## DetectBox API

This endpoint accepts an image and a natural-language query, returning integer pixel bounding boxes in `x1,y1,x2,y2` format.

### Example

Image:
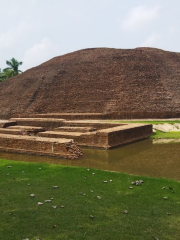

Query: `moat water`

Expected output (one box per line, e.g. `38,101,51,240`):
1,139,180,181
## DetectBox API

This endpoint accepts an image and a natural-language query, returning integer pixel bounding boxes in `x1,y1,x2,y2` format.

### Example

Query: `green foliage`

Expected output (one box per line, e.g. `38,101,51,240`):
0,58,23,82
1,159,180,240
0,69,15,81
4,57,23,75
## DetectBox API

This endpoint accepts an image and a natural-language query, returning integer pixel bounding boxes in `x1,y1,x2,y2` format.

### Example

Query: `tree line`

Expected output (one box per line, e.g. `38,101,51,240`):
0,58,23,82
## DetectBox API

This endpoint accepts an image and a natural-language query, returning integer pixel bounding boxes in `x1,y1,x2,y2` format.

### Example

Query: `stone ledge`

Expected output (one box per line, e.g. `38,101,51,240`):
0,120,17,128
37,122,152,149
0,133,82,159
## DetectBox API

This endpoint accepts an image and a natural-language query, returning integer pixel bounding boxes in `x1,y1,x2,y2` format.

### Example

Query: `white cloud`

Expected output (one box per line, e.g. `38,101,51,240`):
140,33,162,47
121,5,159,32
167,26,176,37
22,38,60,71
0,22,33,51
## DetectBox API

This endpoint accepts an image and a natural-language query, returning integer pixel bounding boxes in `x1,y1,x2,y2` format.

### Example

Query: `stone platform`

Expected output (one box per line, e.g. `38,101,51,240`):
0,116,152,158
37,121,152,148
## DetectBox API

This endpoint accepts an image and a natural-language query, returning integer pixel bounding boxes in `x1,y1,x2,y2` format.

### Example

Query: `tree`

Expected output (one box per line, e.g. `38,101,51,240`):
0,58,23,82
0,68,6,82
3,58,23,76
0,69,15,81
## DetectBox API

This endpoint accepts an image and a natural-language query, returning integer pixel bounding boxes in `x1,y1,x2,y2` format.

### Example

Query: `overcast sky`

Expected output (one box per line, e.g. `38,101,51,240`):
0,0,180,71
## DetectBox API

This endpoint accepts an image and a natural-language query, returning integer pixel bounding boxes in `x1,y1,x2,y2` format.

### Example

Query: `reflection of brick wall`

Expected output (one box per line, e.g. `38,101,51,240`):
0,48,180,118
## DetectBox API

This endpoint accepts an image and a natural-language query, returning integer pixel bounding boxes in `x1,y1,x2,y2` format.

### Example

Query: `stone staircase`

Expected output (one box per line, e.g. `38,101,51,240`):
0,119,82,159
0,115,153,158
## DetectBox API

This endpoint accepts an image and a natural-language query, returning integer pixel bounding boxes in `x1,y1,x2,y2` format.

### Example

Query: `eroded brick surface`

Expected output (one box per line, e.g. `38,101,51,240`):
0,133,82,159
0,48,180,119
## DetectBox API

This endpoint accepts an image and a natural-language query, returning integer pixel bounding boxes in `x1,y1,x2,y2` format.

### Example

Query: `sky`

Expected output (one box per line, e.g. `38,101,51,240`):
0,0,180,71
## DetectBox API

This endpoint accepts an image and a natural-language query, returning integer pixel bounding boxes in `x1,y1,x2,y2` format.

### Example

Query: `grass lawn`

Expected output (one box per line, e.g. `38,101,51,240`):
151,130,180,139
1,159,180,240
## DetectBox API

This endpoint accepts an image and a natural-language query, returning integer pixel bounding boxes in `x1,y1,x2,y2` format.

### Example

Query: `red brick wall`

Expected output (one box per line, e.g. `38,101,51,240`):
0,48,180,119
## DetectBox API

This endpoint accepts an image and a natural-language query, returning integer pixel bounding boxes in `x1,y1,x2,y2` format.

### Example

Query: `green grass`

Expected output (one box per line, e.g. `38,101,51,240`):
108,120,180,125
151,130,180,139
1,159,180,240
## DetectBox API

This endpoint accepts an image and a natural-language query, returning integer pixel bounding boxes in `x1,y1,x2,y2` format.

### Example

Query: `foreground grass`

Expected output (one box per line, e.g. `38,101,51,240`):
1,159,180,240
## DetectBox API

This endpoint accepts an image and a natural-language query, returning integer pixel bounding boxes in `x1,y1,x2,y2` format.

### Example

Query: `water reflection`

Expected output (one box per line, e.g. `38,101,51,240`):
0,139,180,181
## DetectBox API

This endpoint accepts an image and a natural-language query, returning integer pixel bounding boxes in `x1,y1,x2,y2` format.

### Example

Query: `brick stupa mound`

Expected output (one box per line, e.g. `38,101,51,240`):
1,47,180,119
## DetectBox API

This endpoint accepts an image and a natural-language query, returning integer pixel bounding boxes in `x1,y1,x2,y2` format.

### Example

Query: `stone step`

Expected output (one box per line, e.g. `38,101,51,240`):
54,126,97,132
63,120,120,129
37,131,84,139
12,113,104,120
0,128,29,136
10,118,65,130
0,120,17,128
0,133,82,159
7,125,45,135
10,118,120,131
